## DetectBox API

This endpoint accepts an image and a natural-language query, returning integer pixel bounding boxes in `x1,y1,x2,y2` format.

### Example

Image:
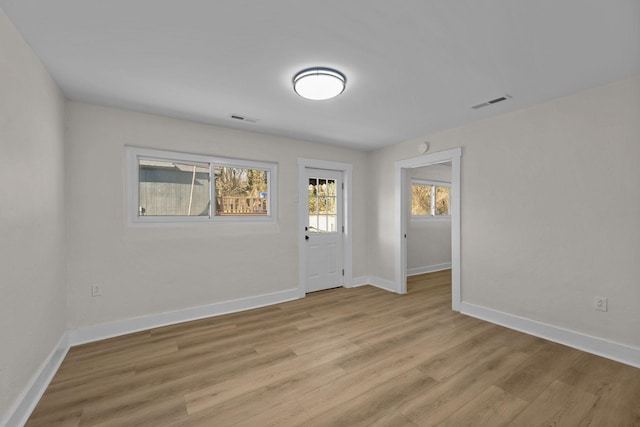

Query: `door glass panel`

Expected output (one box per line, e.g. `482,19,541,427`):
308,177,337,233
320,215,328,233
310,215,319,232
327,214,337,232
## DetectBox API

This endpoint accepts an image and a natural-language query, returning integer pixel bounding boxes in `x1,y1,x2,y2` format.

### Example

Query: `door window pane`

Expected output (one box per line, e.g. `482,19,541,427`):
308,178,337,233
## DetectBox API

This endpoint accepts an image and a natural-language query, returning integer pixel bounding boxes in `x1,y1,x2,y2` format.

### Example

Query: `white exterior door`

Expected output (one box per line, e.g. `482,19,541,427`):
304,168,343,293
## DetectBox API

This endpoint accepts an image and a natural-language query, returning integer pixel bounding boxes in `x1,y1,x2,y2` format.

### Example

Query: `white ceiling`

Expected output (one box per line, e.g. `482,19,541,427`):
2,0,639,150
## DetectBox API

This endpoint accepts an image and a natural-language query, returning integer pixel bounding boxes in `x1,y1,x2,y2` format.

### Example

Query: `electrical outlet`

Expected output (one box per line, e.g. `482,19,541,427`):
91,284,102,297
594,296,608,312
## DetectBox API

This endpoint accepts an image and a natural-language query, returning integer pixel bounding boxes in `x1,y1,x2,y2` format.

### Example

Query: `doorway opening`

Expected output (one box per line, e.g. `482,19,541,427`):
394,147,462,311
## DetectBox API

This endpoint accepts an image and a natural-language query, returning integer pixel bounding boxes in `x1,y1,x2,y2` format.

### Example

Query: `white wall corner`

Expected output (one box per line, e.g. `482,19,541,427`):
350,276,370,288
407,263,452,277
68,289,301,346
3,334,70,427
349,276,400,293
461,302,640,369
367,276,401,294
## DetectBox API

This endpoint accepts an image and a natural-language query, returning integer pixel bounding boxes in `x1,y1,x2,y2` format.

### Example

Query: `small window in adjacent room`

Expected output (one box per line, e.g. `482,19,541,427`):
126,147,277,223
411,179,450,218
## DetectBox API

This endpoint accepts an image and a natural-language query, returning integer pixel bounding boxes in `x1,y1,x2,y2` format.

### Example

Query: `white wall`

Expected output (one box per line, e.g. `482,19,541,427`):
65,102,368,330
407,165,451,272
0,8,67,423
368,75,640,348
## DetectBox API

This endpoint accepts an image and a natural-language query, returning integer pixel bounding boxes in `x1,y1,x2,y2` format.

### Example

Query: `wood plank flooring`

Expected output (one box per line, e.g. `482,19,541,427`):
25,270,640,426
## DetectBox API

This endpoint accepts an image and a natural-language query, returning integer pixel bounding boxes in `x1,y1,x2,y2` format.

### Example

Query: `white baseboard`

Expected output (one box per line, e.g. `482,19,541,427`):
368,276,398,293
350,276,399,293
3,334,70,427
350,276,370,288
461,302,640,369
68,288,300,346
407,263,452,276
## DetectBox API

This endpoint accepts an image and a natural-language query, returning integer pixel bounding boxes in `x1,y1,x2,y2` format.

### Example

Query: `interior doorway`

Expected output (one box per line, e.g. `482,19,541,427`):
394,147,462,311
406,163,452,277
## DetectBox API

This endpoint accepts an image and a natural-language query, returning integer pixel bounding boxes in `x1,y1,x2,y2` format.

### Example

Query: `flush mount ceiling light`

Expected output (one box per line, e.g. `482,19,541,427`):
293,67,346,100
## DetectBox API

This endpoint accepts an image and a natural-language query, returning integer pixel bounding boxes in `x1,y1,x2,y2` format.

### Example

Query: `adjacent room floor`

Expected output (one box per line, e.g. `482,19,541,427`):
26,270,640,426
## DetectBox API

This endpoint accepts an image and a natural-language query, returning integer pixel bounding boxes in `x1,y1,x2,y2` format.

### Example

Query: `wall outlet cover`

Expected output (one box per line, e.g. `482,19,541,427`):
595,296,608,312
91,284,102,297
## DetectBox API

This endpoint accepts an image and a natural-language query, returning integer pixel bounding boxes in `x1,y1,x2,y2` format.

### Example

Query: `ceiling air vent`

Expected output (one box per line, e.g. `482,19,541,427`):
471,94,512,110
229,114,259,123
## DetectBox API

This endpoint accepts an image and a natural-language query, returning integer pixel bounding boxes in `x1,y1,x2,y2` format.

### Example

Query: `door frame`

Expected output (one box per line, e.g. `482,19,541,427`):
298,158,353,298
394,147,462,311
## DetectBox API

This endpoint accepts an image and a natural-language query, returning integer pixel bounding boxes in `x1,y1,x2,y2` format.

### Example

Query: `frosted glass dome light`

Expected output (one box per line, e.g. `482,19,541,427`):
293,67,346,101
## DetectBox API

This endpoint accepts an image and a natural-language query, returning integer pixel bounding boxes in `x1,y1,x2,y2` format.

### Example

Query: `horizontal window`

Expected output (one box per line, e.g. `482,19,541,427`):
126,147,277,223
411,179,450,219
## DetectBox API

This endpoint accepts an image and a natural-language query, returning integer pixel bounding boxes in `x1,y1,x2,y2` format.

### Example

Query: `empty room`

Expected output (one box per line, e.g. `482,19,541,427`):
1,1,639,426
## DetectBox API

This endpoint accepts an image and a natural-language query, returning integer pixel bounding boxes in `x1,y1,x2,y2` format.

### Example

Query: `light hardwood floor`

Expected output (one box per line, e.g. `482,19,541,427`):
26,270,640,426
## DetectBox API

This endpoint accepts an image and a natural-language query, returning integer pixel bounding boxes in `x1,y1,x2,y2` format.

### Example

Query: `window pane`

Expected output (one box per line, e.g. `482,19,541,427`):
326,196,336,214
327,214,337,232
317,179,327,196
327,180,336,196
308,178,319,232
138,159,210,216
325,179,336,214
215,166,269,216
309,214,319,232
310,179,318,215
411,184,432,216
318,215,329,232
435,186,450,215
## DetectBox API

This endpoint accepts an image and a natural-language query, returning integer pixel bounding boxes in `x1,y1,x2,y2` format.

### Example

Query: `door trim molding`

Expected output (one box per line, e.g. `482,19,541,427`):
298,158,353,297
394,147,462,311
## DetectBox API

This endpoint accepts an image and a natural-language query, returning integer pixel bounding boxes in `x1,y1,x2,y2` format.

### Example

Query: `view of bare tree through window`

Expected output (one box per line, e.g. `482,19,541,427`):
215,166,269,215
411,184,432,215
435,186,450,215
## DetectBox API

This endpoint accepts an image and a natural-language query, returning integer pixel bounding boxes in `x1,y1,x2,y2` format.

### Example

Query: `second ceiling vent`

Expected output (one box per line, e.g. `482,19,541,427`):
229,114,259,123
471,94,512,110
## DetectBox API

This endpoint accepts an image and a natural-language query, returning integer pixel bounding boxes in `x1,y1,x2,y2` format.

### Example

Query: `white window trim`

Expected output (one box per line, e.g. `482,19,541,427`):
410,179,451,221
126,146,278,225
